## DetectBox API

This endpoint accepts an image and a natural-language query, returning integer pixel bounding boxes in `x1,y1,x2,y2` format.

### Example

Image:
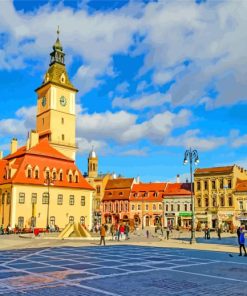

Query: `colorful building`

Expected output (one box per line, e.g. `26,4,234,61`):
129,183,166,228
163,183,192,228
102,178,134,225
194,165,247,229
235,179,247,228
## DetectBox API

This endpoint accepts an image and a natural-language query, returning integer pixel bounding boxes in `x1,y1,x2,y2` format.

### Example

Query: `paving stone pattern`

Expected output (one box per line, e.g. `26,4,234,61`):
0,245,246,295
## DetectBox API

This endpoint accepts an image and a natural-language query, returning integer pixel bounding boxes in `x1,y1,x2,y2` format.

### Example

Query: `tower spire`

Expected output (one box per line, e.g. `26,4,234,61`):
49,27,65,66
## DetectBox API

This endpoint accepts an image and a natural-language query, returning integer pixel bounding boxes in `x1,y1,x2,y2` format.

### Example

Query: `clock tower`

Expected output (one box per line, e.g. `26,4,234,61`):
36,29,78,160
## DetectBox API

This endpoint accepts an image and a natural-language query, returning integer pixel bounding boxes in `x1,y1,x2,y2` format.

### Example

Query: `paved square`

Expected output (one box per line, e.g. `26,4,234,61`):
0,245,246,295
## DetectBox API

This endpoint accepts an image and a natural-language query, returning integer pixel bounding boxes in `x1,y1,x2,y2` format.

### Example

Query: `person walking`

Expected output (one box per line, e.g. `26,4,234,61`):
110,224,115,241
99,224,106,246
217,227,221,240
166,227,170,240
238,226,247,256
125,224,130,240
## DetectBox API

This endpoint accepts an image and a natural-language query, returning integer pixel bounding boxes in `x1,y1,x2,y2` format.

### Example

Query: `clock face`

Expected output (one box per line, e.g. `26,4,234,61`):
42,96,46,107
60,95,67,106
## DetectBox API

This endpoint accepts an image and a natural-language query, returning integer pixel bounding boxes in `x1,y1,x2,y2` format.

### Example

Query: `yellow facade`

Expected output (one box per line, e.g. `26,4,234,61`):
0,184,92,229
194,165,247,229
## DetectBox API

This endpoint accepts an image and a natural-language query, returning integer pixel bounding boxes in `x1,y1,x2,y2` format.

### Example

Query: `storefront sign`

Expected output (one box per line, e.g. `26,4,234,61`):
179,212,192,217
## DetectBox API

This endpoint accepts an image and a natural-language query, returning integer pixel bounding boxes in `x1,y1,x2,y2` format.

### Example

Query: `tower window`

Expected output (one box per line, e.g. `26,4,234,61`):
42,118,44,125
62,134,65,141
61,117,64,124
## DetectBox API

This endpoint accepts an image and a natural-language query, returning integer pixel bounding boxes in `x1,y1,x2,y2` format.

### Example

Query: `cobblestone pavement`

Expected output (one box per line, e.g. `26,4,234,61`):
0,245,246,296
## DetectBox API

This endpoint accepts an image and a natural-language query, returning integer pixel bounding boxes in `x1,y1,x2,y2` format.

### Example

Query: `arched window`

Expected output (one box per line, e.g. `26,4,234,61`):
28,169,32,178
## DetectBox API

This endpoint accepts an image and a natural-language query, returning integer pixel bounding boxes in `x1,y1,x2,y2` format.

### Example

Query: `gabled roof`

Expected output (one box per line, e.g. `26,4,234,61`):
195,166,234,175
105,178,134,190
1,139,93,190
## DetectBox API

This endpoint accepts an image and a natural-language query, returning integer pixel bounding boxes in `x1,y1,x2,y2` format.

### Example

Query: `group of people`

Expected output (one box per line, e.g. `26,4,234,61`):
99,223,130,246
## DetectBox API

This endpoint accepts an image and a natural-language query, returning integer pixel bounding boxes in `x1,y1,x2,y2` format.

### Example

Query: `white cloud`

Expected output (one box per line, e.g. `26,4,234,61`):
112,92,171,110
166,129,226,151
0,105,36,137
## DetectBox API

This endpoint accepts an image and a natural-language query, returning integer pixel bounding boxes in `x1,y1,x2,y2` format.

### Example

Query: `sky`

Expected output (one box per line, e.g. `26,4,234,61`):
1,0,247,182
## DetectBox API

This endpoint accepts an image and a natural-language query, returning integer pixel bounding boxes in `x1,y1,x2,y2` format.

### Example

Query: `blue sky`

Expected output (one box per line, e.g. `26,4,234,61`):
1,0,247,182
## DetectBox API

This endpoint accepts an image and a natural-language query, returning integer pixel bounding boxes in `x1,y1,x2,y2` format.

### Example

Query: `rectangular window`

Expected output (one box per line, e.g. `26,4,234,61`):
212,180,216,190
57,194,63,205
81,196,85,206
61,117,64,124
153,204,156,210
1,194,4,204
62,134,65,141
228,179,232,189
177,204,180,211
239,200,243,210
198,198,201,207
7,193,11,204
31,193,37,204
69,195,75,205
131,205,135,211
171,204,174,211
138,204,141,210
205,198,209,207
184,204,187,211
166,204,169,211
159,204,162,210
220,180,224,189
19,192,25,204
220,196,225,207
145,204,149,211
204,181,208,190
96,186,101,194
42,193,49,204
228,196,233,207
190,204,192,211
197,182,201,191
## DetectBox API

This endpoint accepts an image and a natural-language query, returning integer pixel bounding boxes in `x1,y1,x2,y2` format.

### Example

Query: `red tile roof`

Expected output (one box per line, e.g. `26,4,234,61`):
195,166,234,175
105,178,134,190
130,183,166,202
164,183,191,196
236,179,247,192
1,139,93,190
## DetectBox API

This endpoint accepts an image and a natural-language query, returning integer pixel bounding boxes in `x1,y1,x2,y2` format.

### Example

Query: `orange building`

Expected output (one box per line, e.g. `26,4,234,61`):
129,183,166,228
102,178,134,224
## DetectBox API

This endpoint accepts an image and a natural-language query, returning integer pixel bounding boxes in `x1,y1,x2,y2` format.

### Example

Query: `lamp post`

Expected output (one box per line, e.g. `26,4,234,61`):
183,148,199,244
44,177,54,230
142,194,144,229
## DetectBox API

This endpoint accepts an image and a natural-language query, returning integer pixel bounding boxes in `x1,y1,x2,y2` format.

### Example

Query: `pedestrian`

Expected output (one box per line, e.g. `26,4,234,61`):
99,224,106,246
204,226,208,239
146,230,149,238
207,227,211,239
110,224,115,241
125,224,130,240
166,227,170,240
119,224,125,240
217,227,221,240
238,226,247,256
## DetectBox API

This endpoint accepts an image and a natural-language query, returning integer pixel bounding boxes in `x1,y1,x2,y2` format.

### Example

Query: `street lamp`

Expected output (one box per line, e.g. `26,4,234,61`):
142,194,144,229
183,148,199,244
44,177,54,230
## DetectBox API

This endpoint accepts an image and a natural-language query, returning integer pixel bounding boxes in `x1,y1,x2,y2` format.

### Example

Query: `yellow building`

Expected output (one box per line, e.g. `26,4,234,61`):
235,180,247,228
194,165,247,229
0,31,94,230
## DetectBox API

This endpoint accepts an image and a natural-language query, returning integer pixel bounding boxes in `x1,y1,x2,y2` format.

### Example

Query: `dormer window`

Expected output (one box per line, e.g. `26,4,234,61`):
59,172,63,181
35,170,39,179
119,192,123,196
46,171,50,179
75,175,79,183
134,193,137,198
28,169,32,178
144,192,148,197
53,172,56,180
154,192,158,197
69,174,72,182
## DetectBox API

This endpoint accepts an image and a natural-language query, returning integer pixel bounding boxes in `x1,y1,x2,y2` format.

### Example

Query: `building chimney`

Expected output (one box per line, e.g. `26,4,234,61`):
0,151,2,159
136,176,140,184
29,130,39,149
11,138,18,154
176,174,180,183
